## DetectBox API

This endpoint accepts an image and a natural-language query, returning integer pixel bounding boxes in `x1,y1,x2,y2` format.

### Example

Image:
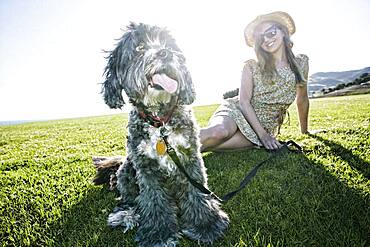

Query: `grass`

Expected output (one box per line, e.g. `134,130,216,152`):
1,94,369,246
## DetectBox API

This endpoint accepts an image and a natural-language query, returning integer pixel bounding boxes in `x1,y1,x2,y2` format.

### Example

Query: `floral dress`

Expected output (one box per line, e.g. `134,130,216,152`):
213,54,309,146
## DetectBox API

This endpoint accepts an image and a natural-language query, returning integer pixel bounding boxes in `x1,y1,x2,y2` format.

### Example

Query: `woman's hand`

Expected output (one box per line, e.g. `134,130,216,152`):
258,131,282,150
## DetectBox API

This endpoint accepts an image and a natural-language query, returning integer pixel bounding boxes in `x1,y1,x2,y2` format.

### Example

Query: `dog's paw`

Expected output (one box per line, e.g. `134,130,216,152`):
152,238,178,247
137,237,178,247
182,210,229,244
107,207,139,232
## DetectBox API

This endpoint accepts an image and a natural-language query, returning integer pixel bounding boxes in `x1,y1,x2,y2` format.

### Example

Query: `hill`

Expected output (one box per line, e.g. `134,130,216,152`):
308,67,370,95
314,82,370,98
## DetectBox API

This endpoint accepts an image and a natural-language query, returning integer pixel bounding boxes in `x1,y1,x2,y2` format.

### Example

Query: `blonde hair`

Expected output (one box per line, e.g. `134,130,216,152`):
254,23,304,84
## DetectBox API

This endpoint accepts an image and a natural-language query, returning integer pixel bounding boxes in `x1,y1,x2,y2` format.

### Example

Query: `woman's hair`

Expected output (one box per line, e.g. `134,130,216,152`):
254,23,305,84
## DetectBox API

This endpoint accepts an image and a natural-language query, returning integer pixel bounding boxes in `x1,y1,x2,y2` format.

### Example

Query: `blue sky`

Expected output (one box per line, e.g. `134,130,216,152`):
1,0,369,121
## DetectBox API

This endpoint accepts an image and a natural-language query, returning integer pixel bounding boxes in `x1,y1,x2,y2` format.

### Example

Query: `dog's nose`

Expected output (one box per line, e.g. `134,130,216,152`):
157,49,172,60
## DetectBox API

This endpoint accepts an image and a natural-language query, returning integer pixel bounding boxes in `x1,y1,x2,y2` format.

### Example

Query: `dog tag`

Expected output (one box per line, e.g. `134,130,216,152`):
156,139,167,156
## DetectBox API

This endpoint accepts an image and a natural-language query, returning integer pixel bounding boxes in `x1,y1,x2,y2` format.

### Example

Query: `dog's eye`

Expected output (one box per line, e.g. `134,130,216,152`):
135,45,145,53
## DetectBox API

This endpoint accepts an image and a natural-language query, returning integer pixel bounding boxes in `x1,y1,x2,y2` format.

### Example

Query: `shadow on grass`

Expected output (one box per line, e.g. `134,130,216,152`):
49,150,369,246
202,150,370,246
49,186,137,247
309,133,370,179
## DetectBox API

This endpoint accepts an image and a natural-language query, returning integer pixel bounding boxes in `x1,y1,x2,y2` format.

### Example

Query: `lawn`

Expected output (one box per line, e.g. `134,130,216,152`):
1,94,369,246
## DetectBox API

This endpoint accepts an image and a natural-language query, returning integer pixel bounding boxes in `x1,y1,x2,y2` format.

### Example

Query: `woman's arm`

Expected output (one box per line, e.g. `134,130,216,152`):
296,84,309,134
239,63,281,149
296,54,310,134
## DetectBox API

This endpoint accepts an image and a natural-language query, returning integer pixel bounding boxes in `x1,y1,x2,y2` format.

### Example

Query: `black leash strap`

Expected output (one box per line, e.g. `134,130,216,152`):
164,140,224,202
162,133,302,204
220,140,302,202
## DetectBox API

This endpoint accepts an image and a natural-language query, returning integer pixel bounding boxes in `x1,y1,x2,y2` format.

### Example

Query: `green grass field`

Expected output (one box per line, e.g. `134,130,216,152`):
1,94,369,246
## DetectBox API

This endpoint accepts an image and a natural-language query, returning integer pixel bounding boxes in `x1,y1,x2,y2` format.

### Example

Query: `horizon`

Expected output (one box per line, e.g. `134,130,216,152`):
1,65,368,123
1,0,370,121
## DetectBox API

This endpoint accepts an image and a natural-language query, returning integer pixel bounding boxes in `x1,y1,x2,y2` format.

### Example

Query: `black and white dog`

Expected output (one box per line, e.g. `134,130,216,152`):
96,23,229,247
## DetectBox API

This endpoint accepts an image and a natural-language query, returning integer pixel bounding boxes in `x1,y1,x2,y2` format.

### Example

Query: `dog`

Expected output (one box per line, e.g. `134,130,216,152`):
95,23,229,247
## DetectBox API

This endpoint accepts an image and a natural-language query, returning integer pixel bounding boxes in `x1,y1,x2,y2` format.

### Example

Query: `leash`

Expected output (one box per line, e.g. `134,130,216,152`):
162,131,302,204
219,140,302,202
133,103,303,204
162,134,224,202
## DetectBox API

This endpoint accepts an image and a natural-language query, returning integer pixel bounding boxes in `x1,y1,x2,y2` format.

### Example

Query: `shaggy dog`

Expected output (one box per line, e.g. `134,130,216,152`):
95,23,229,247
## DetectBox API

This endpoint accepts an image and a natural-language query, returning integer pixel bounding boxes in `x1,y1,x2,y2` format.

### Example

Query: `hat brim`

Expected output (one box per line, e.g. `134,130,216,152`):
244,11,295,47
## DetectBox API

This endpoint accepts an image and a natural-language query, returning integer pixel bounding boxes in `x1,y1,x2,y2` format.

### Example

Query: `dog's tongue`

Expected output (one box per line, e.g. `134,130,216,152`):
152,74,178,94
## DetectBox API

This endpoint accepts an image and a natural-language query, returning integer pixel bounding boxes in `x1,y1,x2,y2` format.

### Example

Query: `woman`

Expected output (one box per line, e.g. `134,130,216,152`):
200,11,309,152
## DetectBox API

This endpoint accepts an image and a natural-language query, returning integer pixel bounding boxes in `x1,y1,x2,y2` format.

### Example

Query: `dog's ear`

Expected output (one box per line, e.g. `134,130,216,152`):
178,69,196,105
102,44,125,109
102,27,136,109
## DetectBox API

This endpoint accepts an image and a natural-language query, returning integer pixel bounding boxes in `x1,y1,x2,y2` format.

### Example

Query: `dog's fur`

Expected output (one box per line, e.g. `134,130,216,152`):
96,23,229,247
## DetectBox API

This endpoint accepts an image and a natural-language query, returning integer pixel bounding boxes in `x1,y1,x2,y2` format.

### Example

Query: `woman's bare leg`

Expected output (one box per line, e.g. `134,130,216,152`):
210,130,255,152
199,116,256,152
199,116,238,152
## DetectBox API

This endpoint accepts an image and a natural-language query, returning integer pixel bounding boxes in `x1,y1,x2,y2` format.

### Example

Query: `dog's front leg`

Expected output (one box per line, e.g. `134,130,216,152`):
135,169,180,247
179,157,229,244
108,157,140,232
115,157,139,207
180,189,229,244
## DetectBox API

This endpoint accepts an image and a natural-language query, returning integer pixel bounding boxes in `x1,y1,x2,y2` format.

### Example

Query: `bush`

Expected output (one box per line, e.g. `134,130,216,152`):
335,83,346,90
353,78,361,85
223,88,239,99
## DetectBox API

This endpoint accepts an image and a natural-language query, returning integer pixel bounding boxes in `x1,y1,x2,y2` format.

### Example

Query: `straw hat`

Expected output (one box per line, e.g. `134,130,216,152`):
244,11,295,47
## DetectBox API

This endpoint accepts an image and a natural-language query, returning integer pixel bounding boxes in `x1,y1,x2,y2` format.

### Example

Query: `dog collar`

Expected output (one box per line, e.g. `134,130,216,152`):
138,111,172,128
133,97,178,128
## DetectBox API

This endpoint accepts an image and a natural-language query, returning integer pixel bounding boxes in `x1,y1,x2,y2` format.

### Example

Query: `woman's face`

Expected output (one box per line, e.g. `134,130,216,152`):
254,22,285,53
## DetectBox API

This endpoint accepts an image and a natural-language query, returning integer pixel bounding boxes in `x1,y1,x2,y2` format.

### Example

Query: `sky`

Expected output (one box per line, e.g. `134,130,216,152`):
1,0,369,121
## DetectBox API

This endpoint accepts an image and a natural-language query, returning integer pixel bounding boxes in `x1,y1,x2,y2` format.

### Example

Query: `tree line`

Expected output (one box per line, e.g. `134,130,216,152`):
320,72,370,94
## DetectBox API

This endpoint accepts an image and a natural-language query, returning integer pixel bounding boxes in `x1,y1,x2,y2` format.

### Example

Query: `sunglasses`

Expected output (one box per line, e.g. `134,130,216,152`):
261,26,278,41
